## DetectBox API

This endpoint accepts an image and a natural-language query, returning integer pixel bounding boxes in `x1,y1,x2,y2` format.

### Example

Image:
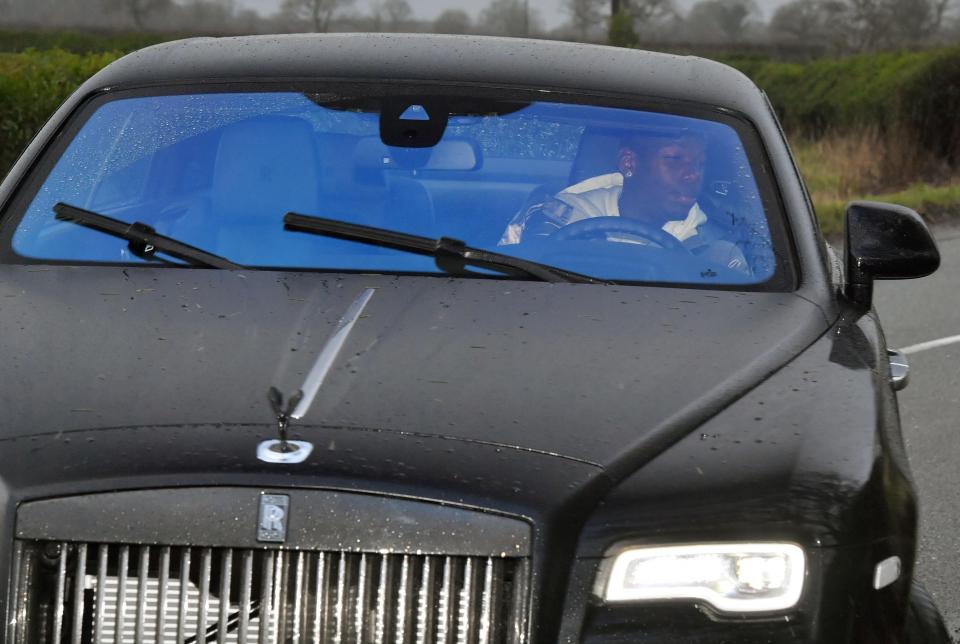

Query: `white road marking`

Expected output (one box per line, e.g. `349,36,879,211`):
900,334,960,356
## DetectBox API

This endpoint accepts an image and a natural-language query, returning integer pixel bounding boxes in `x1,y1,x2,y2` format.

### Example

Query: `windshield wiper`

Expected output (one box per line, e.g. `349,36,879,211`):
54,203,243,270
284,212,606,284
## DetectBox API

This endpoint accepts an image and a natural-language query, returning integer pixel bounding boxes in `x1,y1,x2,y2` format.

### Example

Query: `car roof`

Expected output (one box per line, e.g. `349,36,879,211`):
84,33,767,118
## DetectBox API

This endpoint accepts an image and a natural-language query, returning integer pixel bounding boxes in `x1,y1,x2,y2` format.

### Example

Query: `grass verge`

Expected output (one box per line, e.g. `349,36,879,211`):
813,183,960,237
792,131,960,236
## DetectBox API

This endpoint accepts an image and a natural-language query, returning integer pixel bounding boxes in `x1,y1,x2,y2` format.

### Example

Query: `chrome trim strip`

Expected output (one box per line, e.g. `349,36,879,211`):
290,288,376,420
52,543,68,644
94,545,108,643
457,558,475,644
272,550,286,644
395,555,411,644
8,541,23,644
333,552,347,644
177,548,192,644
313,552,327,644
355,553,369,642
508,561,530,644
71,543,88,644
156,547,171,644
292,551,306,644
219,549,233,644
416,556,435,644
115,545,130,644
478,558,496,644
259,551,275,644
15,546,35,643
374,554,391,644
197,548,212,644
9,542,24,644
239,550,254,644
134,546,150,644
437,557,454,644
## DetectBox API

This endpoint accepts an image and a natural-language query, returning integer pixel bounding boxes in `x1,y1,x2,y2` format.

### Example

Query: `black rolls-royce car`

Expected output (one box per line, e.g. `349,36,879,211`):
0,34,948,643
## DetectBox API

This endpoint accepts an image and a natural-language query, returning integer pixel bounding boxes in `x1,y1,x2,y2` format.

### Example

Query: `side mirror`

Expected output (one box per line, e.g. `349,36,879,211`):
844,201,940,308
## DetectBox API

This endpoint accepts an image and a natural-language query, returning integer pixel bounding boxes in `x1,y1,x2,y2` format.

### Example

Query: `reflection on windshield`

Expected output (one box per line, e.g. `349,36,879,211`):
9,91,781,287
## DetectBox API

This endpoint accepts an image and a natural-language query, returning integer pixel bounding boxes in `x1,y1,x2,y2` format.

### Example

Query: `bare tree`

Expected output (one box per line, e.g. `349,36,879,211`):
382,0,412,30
624,0,676,36
181,0,235,25
479,0,542,36
932,0,954,29
565,0,606,39
846,0,895,49
433,8,472,34
886,0,955,42
774,0,955,51
769,0,823,40
686,0,758,41
368,0,385,30
280,0,355,32
101,0,173,29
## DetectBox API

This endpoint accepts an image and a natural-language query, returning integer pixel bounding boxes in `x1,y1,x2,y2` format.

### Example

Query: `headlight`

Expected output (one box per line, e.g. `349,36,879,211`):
597,543,805,613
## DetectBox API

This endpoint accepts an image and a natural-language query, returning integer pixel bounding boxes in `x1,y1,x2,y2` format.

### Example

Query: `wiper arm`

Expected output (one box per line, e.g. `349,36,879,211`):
54,203,243,270
283,212,606,284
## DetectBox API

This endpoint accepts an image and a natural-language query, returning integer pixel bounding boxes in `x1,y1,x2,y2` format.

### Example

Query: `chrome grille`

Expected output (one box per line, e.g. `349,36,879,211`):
10,541,529,644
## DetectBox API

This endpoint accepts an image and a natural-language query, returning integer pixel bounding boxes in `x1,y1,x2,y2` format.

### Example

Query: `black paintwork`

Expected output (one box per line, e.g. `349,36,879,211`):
844,201,941,308
0,33,941,643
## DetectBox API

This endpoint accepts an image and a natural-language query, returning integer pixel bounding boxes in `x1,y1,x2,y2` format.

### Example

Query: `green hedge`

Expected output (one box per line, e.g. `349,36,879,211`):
2,44,960,193
0,49,121,175
0,29,167,54
726,48,960,163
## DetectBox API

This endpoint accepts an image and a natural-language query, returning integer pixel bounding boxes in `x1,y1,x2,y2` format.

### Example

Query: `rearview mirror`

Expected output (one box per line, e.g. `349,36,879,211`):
844,201,940,308
354,137,483,172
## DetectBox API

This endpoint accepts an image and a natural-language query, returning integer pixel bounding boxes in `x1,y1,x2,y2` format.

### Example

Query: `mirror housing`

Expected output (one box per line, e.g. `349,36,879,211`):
844,201,940,308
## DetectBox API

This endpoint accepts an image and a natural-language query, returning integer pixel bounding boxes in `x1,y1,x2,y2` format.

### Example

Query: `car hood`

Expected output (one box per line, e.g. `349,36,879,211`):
0,266,829,470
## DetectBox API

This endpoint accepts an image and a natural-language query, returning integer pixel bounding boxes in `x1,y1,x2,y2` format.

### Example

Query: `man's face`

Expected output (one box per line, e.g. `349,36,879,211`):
620,137,706,219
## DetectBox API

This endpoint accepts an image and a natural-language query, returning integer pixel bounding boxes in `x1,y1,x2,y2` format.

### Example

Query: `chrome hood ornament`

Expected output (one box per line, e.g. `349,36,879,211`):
268,386,303,448
257,287,376,464
258,387,313,463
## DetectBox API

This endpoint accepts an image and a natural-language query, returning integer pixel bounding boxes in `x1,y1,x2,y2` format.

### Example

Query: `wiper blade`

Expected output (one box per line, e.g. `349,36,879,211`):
54,203,243,270
284,212,606,284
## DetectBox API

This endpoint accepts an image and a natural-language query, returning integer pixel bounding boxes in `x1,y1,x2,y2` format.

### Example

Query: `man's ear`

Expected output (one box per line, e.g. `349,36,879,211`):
618,147,636,177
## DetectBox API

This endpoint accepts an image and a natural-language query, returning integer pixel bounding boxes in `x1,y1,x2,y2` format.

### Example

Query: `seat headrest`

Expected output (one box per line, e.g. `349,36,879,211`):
212,116,320,223
569,132,622,185
352,137,390,187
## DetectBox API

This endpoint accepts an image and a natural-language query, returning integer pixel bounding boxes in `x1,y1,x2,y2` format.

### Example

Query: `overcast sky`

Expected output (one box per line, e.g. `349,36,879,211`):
237,0,790,29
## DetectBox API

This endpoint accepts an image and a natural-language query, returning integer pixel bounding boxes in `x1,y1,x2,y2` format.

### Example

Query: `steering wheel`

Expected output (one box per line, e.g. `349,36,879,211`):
551,216,687,251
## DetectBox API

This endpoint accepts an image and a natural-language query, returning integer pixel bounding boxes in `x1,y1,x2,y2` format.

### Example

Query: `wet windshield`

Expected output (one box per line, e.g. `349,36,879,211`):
6,90,789,287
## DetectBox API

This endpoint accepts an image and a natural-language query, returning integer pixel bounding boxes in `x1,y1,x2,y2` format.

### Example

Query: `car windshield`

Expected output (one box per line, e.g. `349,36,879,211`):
5,89,790,288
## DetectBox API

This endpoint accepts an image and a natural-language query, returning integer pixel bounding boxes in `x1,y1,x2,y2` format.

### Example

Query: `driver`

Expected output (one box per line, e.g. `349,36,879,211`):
498,131,753,274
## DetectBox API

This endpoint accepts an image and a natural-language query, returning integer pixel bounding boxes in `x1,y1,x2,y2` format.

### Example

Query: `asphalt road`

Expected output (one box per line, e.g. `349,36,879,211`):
874,227,960,640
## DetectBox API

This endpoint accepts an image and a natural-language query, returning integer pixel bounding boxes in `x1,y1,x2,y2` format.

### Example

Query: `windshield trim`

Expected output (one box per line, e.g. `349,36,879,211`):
0,80,798,291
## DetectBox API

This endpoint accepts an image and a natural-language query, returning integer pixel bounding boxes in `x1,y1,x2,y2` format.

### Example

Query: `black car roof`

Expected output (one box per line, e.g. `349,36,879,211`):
84,33,767,117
